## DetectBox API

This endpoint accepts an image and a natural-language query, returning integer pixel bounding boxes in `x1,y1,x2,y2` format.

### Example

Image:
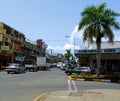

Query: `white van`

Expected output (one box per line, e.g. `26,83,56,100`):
57,62,63,68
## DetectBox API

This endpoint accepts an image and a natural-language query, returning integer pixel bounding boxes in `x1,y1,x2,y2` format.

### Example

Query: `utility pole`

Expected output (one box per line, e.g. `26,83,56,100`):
73,37,75,58
50,49,53,64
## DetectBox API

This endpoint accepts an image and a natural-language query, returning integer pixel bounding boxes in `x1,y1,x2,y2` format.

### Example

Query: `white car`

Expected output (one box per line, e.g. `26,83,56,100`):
6,63,26,74
61,63,67,71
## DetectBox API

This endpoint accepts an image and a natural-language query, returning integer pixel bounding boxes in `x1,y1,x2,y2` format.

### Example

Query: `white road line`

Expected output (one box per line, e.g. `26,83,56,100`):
72,80,78,91
67,76,78,91
68,80,72,91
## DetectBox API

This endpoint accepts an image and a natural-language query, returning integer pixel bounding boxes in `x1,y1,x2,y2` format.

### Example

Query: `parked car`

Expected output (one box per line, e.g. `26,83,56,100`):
65,66,91,75
61,63,67,71
5,63,26,74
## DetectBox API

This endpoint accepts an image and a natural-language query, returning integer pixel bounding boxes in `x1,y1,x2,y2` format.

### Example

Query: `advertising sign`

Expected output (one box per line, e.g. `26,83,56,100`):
1,46,9,50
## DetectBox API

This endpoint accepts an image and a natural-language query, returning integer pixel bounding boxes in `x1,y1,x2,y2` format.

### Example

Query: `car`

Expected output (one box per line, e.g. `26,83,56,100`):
5,63,26,74
65,66,91,75
61,63,67,71
49,63,54,68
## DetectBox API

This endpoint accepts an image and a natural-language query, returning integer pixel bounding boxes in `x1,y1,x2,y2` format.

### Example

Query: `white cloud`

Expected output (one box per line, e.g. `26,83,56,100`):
47,46,63,51
63,43,73,50
101,30,120,42
47,25,86,54
113,30,120,41
69,25,85,49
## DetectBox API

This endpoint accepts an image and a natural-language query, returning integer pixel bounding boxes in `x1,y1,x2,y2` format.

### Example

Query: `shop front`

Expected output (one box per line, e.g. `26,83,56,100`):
0,51,12,69
75,48,120,74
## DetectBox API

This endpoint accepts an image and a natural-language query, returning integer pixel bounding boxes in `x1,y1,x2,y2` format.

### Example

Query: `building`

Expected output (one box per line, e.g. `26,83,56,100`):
23,39,48,60
0,22,48,69
0,22,66,70
23,39,39,60
75,41,120,73
0,22,25,69
37,39,48,56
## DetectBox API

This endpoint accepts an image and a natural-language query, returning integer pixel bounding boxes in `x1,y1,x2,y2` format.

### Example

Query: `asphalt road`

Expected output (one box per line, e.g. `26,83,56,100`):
0,68,120,101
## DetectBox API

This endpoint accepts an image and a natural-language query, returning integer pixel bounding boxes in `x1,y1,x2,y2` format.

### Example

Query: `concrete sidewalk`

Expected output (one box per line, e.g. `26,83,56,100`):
35,89,120,101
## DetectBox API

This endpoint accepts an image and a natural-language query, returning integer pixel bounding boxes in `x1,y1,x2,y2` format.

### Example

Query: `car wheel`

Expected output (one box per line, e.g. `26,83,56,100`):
23,69,26,73
67,72,71,75
35,68,38,72
7,71,10,74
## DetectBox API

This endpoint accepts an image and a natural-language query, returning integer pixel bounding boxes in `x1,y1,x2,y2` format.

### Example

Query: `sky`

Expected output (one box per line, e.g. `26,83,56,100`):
0,0,120,54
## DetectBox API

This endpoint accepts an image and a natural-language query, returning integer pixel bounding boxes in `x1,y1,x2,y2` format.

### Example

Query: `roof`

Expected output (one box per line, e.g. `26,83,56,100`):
87,41,120,49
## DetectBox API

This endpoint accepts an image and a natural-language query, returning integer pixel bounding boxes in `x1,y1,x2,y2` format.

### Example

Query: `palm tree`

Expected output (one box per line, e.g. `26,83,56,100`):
64,49,73,65
78,3,120,76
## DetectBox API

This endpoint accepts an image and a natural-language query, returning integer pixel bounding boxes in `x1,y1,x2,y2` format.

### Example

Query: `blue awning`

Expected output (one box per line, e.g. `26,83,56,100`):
15,55,25,61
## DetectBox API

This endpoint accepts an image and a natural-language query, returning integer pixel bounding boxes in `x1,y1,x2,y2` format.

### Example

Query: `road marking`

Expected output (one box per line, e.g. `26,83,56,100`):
68,76,78,91
72,80,78,91
34,93,46,101
68,80,72,90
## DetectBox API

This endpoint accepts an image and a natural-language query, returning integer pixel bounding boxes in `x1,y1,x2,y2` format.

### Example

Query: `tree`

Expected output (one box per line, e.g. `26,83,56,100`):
64,49,73,65
78,3,120,76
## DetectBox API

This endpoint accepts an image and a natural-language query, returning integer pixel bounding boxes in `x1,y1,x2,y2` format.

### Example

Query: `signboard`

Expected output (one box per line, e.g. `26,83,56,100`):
75,48,120,54
1,46,9,50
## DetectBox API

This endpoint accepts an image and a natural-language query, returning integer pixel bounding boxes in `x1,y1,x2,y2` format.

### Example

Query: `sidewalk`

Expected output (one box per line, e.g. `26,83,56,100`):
34,89,120,101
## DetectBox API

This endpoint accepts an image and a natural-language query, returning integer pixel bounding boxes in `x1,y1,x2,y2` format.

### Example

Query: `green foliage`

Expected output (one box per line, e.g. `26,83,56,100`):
64,49,73,64
66,66,71,71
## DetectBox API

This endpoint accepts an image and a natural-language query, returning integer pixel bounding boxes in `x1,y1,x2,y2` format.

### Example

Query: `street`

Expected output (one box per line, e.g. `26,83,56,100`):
0,68,120,101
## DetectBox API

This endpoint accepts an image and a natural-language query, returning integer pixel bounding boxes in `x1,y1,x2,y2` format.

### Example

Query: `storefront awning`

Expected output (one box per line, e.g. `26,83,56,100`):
15,55,25,61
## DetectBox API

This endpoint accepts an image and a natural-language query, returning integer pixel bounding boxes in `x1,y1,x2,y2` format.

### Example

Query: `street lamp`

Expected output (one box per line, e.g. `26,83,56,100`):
65,35,75,57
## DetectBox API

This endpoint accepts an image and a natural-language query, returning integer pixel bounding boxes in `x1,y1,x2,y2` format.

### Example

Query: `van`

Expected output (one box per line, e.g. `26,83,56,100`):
57,62,63,68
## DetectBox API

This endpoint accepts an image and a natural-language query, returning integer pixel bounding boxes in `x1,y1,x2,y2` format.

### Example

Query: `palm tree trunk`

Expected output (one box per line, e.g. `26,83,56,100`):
96,38,101,76
68,58,69,65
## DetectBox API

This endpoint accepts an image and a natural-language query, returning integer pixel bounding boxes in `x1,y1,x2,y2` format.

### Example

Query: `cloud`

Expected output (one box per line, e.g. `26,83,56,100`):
101,30,120,42
69,25,85,49
47,46,65,54
47,25,86,54
47,25,120,54
113,30,120,41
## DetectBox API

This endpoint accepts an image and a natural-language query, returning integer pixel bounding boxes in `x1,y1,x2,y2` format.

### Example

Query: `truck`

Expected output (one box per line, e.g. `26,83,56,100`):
57,62,63,68
24,59,38,72
36,57,47,70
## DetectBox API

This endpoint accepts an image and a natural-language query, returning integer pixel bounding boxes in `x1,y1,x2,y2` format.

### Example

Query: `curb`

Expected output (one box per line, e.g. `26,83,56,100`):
34,93,46,101
69,77,120,83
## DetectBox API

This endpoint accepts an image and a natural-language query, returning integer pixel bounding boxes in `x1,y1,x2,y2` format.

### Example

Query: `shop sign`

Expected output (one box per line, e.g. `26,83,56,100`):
76,48,120,54
1,46,9,50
